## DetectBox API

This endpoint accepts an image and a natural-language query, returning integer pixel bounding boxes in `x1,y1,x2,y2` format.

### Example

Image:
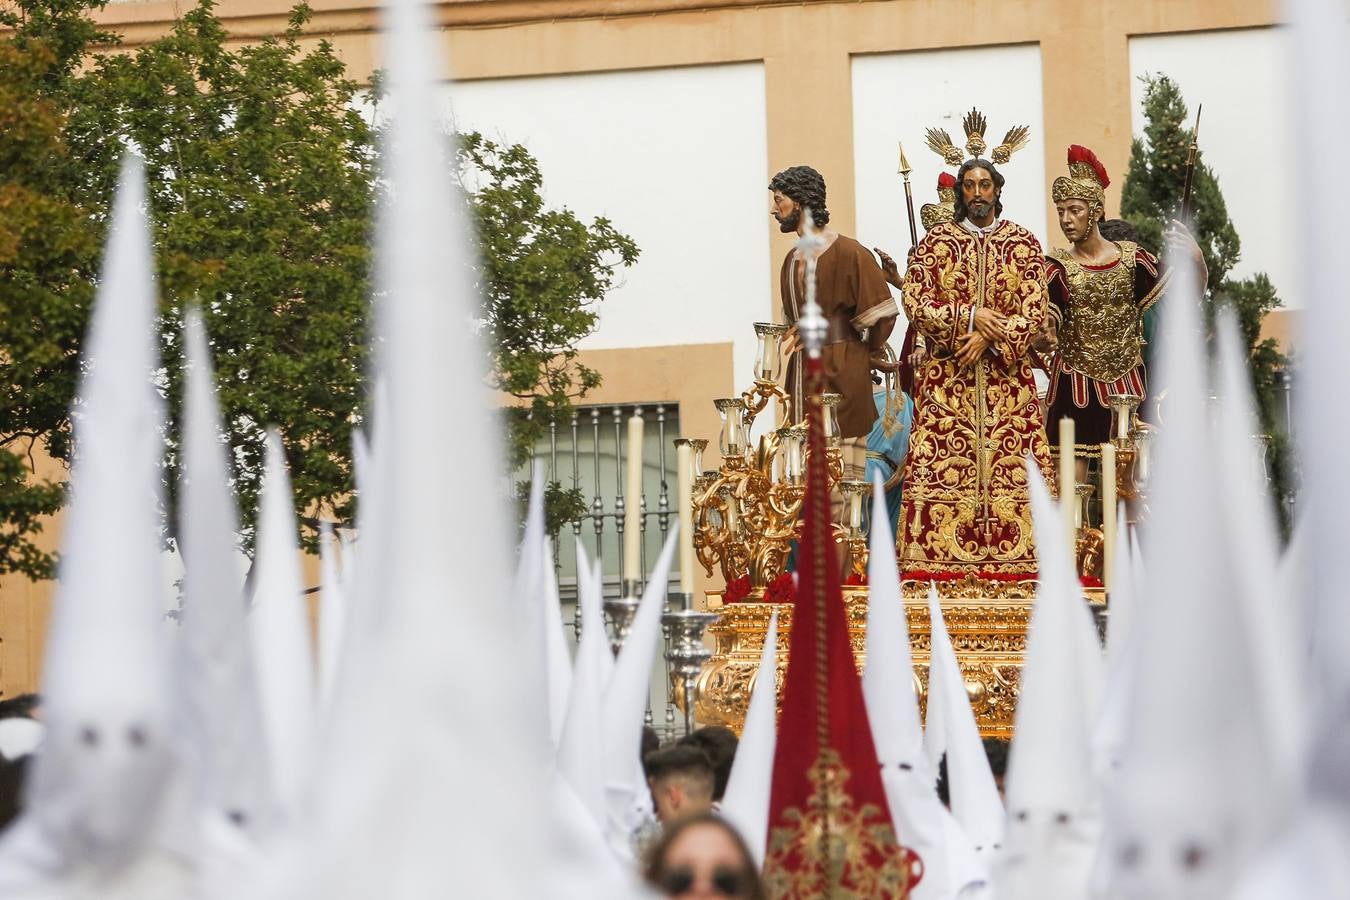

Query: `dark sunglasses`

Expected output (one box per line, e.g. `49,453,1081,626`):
659,864,749,897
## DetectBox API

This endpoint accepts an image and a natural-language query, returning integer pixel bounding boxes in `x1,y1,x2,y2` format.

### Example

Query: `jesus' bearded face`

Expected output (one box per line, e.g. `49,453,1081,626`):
961,167,1000,227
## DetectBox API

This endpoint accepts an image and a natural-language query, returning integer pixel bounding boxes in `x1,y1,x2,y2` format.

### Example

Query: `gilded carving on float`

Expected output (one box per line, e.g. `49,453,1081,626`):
686,583,1084,740
678,323,1135,738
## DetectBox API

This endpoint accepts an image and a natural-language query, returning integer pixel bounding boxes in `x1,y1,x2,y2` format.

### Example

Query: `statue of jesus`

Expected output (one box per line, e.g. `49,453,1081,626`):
898,111,1055,581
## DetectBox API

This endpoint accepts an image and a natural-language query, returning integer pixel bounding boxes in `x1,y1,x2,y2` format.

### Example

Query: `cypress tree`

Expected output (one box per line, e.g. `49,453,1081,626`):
1120,73,1293,528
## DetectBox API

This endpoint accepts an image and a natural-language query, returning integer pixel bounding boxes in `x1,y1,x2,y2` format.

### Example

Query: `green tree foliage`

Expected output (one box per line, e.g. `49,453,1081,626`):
1120,73,1293,523
0,0,633,572
1,0,376,556
455,132,638,536
0,27,102,578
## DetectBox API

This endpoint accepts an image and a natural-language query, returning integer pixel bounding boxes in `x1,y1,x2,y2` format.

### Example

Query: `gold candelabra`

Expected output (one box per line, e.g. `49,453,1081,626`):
1107,393,1154,518
690,324,848,592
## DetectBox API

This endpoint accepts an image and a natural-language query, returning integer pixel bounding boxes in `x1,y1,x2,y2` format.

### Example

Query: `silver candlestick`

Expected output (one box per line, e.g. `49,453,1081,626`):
604,579,644,657
662,591,717,734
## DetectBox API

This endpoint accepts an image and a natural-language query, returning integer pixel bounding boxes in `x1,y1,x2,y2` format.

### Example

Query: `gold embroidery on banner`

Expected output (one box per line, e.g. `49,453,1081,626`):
1053,242,1145,382
764,749,922,899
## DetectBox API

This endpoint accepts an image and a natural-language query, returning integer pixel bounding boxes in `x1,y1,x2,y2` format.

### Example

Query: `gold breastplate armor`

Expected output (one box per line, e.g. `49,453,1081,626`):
1053,242,1144,382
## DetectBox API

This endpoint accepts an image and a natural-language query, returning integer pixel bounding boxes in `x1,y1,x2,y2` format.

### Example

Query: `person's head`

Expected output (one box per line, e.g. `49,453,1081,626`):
1052,145,1109,245
0,755,29,834
644,812,765,900
678,726,738,802
768,166,829,235
984,736,1010,798
953,159,1005,226
1097,218,1141,245
641,726,661,776
0,694,41,720
646,744,716,824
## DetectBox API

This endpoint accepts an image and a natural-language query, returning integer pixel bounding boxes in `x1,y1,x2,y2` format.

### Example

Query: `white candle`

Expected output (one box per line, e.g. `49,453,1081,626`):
1059,417,1076,557
624,414,644,582
677,443,695,594
1102,442,1117,592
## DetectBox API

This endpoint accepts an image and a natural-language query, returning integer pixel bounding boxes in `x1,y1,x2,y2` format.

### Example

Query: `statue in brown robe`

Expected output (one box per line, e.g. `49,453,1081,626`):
769,166,895,441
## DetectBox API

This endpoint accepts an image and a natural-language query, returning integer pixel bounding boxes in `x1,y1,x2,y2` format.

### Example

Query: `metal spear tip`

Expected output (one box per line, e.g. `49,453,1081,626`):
898,141,913,177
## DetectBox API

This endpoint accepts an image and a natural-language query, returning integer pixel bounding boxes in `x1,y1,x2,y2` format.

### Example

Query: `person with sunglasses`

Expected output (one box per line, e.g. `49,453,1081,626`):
643,812,765,899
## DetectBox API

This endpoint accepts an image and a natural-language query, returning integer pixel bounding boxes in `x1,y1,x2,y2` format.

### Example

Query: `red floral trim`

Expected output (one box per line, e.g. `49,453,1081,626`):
723,576,752,604
764,572,796,604
902,569,1039,584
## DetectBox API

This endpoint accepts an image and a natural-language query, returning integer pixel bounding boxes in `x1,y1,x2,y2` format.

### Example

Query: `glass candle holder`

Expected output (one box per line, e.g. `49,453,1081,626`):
1130,424,1155,492
714,398,749,459
753,322,790,383
689,438,707,478
776,424,806,485
1074,483,1095,531
838,479,869,535
820,393,843,450
674,437,709,485
719,484,739,535
1109,393,1143,447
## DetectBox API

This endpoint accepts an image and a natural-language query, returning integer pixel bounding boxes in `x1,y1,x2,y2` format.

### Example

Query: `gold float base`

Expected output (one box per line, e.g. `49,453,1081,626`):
692,577,1104,739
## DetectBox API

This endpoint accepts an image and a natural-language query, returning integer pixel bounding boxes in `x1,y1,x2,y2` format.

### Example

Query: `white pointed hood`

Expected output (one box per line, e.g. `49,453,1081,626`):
998,465,1103,900
0,157,193,894
925,584,1005,858
279,0,553,891
512,464,552,758
1103,505,1135,677
862,474,987,899
1101,240,1275,900
602,528,679,847
175,310,270,836
316,524,347,716
541,536,573,749
556,538,611,831
863,473,924,766
1212,312,1304,806
720,609,779,869
1093,519,1140,779
249,431,317,828
1232,0,1350,894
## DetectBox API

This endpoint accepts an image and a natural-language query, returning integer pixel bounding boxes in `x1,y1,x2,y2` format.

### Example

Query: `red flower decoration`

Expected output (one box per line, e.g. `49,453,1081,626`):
723,576,752,604
936,172,957,189
844,572,868,586
765,572,796,604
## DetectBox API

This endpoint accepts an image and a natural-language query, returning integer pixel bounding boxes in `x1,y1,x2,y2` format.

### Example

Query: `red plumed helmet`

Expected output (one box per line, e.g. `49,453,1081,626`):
937,172,957,189
1066,144,1110,188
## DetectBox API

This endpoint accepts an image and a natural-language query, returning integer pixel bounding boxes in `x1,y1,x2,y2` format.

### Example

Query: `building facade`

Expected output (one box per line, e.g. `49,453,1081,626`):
0,0,1293,696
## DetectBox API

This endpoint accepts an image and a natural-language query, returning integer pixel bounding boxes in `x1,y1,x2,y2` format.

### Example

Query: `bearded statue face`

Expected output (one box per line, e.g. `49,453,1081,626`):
960,165,1001,226
770,189,803,234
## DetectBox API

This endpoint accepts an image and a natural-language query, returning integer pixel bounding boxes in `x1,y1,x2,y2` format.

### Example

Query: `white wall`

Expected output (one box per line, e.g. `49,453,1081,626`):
445,63,772,387
1129,28,1297,304
851,44,1050,338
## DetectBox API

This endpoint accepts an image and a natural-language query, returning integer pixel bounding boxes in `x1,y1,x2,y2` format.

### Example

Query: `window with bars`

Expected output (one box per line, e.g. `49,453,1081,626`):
516,402,683,606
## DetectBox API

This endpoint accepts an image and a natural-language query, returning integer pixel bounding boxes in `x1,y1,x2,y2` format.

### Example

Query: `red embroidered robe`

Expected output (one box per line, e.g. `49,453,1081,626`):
898,220,1055,580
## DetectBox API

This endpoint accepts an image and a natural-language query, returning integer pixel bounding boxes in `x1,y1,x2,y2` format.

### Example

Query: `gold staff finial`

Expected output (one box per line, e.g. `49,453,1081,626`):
897,142,912,179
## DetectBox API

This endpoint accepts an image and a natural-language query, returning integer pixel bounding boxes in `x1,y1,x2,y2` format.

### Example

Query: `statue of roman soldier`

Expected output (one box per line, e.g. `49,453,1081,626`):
1044,144,1205,471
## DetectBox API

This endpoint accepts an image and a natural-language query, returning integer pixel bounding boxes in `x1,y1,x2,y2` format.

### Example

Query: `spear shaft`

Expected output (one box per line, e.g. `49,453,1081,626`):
1180,104,1203,221
898,142,918,250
